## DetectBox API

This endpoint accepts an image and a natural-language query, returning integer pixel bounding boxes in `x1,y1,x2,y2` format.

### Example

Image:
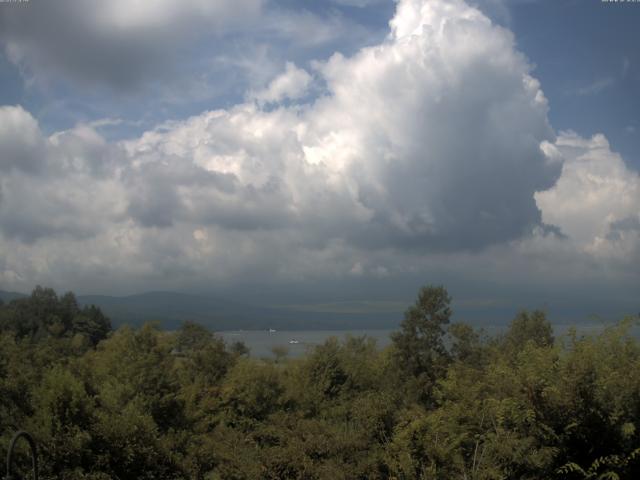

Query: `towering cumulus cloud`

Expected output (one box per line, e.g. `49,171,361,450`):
303,0,558,250
0,0,637,298
121,0,559,251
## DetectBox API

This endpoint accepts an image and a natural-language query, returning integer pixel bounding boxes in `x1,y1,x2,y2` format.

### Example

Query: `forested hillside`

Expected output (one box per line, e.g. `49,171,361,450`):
0,286,638,479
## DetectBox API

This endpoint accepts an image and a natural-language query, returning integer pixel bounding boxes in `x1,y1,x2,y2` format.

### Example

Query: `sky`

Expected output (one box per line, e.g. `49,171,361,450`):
0,0,638,322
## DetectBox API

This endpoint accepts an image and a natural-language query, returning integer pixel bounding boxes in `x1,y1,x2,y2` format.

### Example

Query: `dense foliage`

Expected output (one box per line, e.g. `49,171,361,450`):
0,286,638,479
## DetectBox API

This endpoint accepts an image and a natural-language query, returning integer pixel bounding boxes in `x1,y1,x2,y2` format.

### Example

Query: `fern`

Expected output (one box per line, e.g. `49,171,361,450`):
558,447,640,479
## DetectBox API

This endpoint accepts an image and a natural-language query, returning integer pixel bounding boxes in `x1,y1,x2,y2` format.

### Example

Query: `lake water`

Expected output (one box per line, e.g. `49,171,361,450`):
217,322,637,359
218,329,394,358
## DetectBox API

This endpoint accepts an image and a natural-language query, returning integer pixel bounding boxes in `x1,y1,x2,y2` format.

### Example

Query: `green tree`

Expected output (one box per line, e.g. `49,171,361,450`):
220,359,284,423
72,305,111,346
504,310,554,354
391,285,452,403
175,320,213,353
448,322,485,364
271,345,289,363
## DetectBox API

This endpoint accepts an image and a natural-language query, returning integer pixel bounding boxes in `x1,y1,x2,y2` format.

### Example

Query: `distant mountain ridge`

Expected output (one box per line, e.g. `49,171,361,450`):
0,289,399,331
77,291,268,330
0,290,27,303
2,289,632,331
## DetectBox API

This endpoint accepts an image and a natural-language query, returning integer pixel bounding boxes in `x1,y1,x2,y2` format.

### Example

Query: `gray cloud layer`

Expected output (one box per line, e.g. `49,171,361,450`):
0,0,264,89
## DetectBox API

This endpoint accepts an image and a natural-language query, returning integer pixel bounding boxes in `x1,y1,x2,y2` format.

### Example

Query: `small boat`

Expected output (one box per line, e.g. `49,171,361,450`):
269,328,277,333
288,339,299,344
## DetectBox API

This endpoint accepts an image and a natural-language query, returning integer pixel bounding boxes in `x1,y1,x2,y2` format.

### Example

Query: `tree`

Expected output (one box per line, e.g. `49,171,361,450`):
300,337,348,404
72,305,111,346
391,285,452,403
228,340,250,358
175,320,213,354
271,345,289,363
504,310,554,353
221,359,284,422
448,322,484,364
0,287,110,346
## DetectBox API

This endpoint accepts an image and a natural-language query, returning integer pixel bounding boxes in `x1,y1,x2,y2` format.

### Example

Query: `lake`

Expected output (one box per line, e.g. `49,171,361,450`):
217,322,637,358
218,329,394,358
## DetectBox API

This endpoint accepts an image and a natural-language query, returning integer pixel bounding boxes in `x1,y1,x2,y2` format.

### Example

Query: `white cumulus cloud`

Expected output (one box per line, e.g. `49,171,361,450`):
250,62,314,106
536,132,640,258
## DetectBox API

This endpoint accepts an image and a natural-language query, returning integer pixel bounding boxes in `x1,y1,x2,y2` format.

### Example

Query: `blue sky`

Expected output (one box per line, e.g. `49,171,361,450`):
1,0,638,165
0,0,638,322
505,0,640,166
